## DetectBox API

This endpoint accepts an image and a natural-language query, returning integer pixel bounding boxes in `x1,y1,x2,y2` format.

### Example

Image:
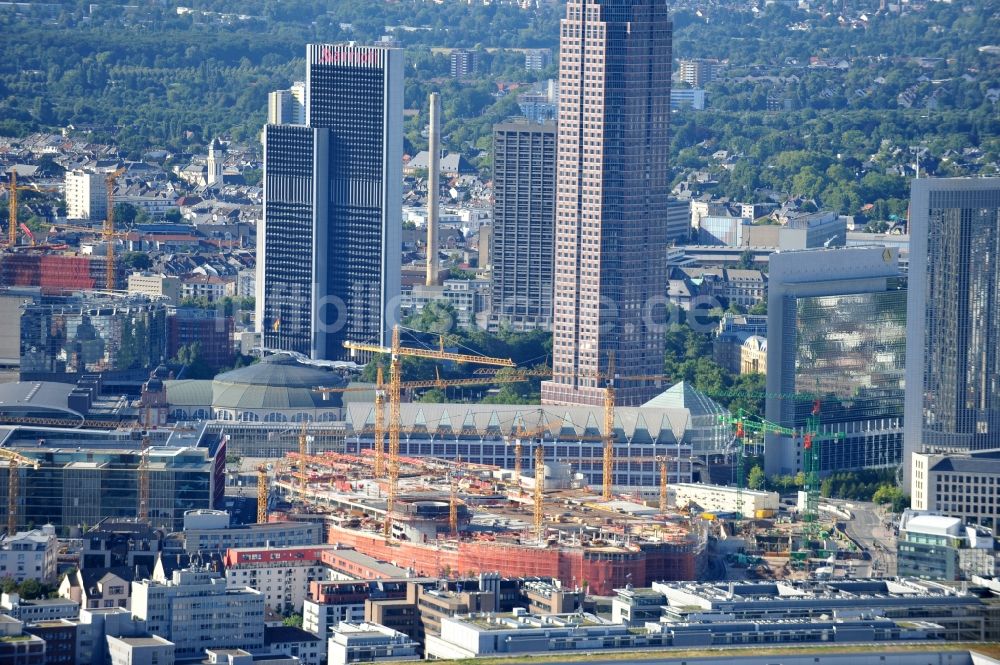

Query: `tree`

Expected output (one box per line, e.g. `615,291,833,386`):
121,251,152,271
747,465,766,490
174,342,214,379
282,614,303,628
418,388,447,403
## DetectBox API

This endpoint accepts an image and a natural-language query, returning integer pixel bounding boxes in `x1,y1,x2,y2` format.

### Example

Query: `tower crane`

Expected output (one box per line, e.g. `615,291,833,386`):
138,406,152,522
257,464,269,523
658,455,669,513
103,167,126,290
344,325,514,538
314,369,534,478
534,443,544,540
47,219,131,288
6,171,60,247
2,450,40,535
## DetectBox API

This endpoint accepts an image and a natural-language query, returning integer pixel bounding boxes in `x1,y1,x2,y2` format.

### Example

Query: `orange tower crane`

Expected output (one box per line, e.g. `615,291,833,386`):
7,171,60,247
104,167,126,289
533,443,545,540
257,465,269,523
344,325,514,538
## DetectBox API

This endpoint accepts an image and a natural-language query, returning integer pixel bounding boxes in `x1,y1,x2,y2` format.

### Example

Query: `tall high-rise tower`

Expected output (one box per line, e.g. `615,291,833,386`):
541,0,672,407
490,120,556,332
904,177,1000,488
257,44,402,359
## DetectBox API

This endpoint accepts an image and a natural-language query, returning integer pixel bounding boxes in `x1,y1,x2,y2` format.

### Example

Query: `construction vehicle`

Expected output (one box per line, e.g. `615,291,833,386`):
344,325,515,538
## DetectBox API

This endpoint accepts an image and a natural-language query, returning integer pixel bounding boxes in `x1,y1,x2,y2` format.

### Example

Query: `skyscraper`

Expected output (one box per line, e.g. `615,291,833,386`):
490,120,556,332
764,247,907,476
904,177,1000,487
257,44,402,359
541,0,672,407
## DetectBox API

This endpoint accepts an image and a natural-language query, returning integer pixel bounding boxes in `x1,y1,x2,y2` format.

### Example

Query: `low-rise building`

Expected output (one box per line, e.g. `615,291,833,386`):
672,483,779,519
127,273,180,303
897,511,998,580
223,546,334,614
0,614,46,664
740,335,767,375
0,593,78,623
24,618,77,663
328,622,420,665
264,625,324,665
59,568,134,612
304,580,412,641
182,511,322,555
0,530,58,584
106,635,175,665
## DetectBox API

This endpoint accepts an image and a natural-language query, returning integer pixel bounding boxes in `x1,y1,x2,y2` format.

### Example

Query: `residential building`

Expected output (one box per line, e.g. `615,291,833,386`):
765,247,907,475
678,58,722,87
80,519,164,571
74,607,149,665
126,273,180,303
131,568,264,660
403,279,490,330
267,82,306,126
490,121,556,332
0,530,57,583
0,594,77,623
523,48,552,71
223,545,334,614
304,579,412,641
264,626,324,665
181,511,322,554
327,622,420,665
64,170,107,221
904,178,1000,489
542,0,673,407
258,44,402,360
897,511,998,581
59,568,134,612
740,335,767,375
449,49,479,78
911,449,1000,533
179,273,233,302
106,635,175,665
0,615,46,664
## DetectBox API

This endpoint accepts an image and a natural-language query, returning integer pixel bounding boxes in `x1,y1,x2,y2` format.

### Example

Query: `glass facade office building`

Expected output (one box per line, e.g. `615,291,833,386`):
258,44,402,360
766,247,907,475
905,179,1000,488
20,295,167,379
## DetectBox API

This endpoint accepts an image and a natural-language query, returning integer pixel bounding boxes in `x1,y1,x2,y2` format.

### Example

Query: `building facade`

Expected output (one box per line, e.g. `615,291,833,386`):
258,44,402,360
223,546,334,614
897,511,997,581
904,178,1000,488
64,170,107,221
490,121,556,332
542,0,673,407
911,449,1000,533
130,569,264,660
765,247,907,475
0,531,58,584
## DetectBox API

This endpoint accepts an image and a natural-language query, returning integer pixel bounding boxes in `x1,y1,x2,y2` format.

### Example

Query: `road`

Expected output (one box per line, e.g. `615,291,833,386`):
830,499,897,576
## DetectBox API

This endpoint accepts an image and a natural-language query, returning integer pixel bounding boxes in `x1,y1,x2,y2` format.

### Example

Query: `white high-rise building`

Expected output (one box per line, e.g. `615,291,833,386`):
130,568,264,660
267,81,307,126
65,170,107,220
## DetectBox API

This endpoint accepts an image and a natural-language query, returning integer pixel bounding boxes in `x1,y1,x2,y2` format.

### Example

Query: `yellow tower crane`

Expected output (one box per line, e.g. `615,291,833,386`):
315,369,532,479
104,167,126,290
533,443,544,540
344,325,514,538
7,171,60,247
3,450,41,534
257,464,269,524
138,406,152,522
298,421,309,495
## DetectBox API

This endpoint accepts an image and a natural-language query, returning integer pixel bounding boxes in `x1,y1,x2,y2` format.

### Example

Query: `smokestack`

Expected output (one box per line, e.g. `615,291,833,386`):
426,92,441,287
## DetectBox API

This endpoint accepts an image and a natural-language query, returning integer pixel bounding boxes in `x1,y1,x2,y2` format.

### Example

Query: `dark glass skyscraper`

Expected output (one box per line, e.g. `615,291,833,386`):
904,178,1000,487
541,0,672,407
258,44,402,359
490,121,556,332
